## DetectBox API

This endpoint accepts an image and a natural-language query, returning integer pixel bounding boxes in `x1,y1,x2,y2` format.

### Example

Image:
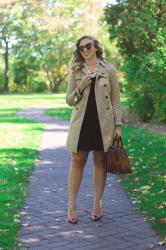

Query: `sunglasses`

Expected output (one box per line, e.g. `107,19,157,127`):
78,42,94,52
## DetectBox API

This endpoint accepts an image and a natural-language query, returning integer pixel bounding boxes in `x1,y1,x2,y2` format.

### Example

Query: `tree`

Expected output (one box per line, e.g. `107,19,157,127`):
0,0,121,93
104,0,166,123
22,0,118,92
0,0,18,93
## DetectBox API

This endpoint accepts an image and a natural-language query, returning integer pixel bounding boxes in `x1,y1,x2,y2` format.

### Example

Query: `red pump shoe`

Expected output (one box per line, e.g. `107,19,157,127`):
91,214,102,221
68,217,78,224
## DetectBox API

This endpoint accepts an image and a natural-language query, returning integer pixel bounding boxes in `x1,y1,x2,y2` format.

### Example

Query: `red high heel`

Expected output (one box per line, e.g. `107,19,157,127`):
91,214,102,221
68,202,78,224
68,217,78,224
91,199,103,221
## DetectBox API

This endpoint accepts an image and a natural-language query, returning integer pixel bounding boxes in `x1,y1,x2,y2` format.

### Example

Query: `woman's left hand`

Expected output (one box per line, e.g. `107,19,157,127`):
114,126,122,139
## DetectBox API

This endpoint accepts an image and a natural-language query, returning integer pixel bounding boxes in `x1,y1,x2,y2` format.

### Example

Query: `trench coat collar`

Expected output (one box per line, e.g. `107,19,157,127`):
75,59,109,80
96,59,109,79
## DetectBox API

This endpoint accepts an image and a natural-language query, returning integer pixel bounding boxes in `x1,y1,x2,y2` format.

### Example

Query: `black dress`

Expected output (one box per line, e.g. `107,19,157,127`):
77,76,104,151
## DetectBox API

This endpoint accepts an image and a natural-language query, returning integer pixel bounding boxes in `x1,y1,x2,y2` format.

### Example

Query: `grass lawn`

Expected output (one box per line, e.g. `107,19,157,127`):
0,114,44,248
0,94,165,248
0,94,66,249
46,99,166,242
119,125,165,240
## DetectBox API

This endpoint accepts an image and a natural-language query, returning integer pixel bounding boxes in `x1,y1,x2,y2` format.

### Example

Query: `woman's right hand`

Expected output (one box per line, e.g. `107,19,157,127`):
78,74,91,93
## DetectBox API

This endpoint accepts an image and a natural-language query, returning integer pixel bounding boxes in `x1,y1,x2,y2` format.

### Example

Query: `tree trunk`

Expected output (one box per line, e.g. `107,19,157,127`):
4,37,9,93
43,64,54,92
52,73,67,93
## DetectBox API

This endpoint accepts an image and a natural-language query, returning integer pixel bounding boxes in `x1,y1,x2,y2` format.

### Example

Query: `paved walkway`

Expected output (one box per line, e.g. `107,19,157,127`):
18,107,165,250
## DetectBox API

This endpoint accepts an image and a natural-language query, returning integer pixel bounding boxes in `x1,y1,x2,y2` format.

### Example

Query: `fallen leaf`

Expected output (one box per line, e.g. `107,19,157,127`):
83,208,89,213
14,219,21,224
160,202,166,207
97,223,102,227
22,223,30,227
159,218,166,223
55,218,60,221
157,241,164,246
146,243,155,248
9,198,15,202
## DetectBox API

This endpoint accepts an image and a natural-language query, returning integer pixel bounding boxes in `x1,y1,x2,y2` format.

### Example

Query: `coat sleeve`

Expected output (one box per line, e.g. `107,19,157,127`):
108,64,123,126
66,67,83,106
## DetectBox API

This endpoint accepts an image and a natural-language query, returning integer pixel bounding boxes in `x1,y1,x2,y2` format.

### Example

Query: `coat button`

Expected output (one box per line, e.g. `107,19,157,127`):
105,95,108,98
104,84,106,87
107,107,109,110
76,107,78,110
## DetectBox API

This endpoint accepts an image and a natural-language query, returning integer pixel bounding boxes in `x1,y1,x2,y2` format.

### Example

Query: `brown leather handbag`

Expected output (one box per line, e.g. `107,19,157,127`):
105,136,133,174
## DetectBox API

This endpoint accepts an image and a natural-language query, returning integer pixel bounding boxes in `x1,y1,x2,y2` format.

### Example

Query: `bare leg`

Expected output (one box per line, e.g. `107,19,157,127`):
92,150,107,216
68,151,88,219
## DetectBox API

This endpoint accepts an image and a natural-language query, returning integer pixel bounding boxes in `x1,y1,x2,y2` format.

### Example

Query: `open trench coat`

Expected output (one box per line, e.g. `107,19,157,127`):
65,59,123,153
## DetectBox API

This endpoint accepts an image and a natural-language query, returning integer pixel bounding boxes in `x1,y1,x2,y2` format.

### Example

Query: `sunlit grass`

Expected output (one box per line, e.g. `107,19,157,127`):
0,93,66,110
119,125,166,239
0,114,44,248
46,106,72,120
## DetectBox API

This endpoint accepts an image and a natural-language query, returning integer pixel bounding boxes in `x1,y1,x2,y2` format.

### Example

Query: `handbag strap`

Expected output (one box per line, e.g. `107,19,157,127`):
118,136,123,148
113,135,123,148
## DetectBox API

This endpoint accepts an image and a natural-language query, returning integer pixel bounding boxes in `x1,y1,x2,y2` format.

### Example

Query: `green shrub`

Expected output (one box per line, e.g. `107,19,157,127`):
27,80,48,93
104,0,166,124
123,46,166,123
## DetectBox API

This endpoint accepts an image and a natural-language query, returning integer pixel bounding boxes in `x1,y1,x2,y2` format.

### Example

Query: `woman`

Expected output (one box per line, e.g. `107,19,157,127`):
66,35,122,224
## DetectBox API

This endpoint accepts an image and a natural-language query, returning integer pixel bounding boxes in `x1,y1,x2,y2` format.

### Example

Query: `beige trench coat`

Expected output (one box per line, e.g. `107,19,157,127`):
66,59,123,153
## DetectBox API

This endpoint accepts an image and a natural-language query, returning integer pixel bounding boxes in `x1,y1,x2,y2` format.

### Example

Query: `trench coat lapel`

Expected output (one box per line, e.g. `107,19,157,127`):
96,60,109,80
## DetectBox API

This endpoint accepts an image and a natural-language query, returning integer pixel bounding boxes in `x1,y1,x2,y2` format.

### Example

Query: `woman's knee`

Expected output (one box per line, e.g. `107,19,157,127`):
71,151,88,167
93,151,105,166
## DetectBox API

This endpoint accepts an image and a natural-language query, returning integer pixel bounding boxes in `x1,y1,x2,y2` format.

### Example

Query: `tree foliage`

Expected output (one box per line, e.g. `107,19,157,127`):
0,0,119,93
0,0,20,92
104,0,166,123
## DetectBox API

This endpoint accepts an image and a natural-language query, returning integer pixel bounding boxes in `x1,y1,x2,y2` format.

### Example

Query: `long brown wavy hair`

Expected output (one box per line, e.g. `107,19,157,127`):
70,35,105,72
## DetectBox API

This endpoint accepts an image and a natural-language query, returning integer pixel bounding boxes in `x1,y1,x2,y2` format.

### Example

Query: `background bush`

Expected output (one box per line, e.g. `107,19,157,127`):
104,0,166,123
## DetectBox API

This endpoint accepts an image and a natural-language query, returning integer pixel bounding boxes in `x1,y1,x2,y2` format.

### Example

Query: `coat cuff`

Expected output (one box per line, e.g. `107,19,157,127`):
73,87,83,103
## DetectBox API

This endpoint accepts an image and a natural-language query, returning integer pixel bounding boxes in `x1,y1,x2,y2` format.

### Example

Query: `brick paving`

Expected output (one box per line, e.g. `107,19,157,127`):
18,107,165,250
